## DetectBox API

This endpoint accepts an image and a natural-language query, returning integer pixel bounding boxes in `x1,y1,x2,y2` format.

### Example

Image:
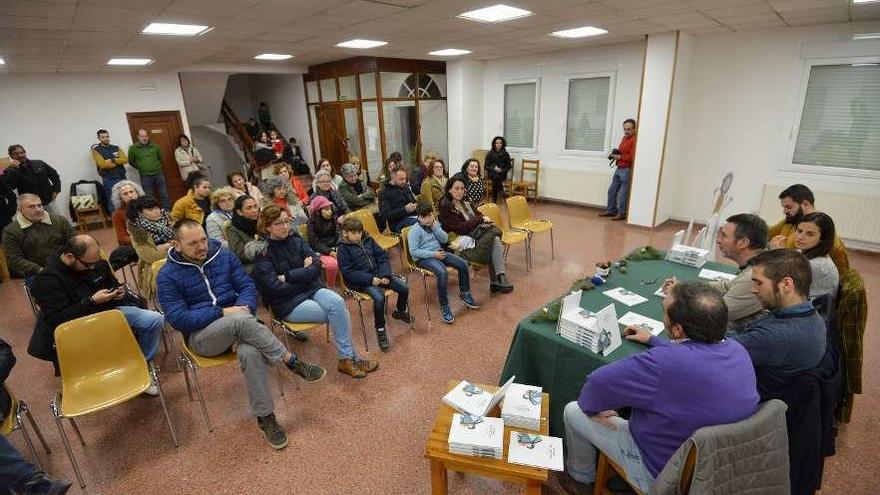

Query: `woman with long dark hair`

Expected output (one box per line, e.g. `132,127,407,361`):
458,158,486,206
484,136,511,203
794,212,839,299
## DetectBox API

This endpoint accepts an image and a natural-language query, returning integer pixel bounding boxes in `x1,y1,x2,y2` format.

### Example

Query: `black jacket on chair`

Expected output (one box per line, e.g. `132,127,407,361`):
68,180,109,218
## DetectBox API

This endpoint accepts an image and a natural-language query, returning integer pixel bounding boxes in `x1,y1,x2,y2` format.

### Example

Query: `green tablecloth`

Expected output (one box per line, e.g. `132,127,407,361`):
499,257,738,437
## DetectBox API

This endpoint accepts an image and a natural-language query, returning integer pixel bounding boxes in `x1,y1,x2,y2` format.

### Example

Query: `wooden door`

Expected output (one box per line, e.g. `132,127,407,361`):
315,105,348,169
126,111,187,202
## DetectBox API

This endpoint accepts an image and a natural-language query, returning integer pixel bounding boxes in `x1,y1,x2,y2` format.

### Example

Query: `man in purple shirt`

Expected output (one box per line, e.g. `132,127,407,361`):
561,282,759,494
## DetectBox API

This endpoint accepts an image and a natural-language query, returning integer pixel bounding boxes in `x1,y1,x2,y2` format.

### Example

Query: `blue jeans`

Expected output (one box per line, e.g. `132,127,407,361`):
140,173,171,209
360,276,409,329
117,305,163,361
101,174,125,214
283,288,356,359
563,402,655,492
391,216,418,233
417,254,470,307
0,435,37,490
605,167,631,216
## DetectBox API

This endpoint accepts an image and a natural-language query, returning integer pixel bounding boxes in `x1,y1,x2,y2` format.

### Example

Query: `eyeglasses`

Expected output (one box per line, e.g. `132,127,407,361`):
75,255,98,269
271,219,289,226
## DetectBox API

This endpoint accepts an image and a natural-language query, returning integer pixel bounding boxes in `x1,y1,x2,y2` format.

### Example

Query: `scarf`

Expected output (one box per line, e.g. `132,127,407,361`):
231,212,257,237
213,210,233,221
135,211,173,244
454,200,476,221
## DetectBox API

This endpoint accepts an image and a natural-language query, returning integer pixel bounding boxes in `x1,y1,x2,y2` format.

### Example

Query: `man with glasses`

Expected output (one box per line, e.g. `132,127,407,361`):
28,235,163,392
1,194,73,281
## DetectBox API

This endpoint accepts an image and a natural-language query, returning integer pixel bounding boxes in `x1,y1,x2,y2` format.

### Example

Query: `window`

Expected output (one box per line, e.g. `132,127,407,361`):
565,76,612,152
792,63,880,173
504,82,537,149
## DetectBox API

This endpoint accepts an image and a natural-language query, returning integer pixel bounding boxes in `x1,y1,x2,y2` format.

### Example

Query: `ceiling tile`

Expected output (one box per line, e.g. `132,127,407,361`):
769,0,845,13
66,31,134,47
165,0,262,18
0,16,71,30
780,6,849,23
850,4,880,22
5,1,75,19
72,5,162,23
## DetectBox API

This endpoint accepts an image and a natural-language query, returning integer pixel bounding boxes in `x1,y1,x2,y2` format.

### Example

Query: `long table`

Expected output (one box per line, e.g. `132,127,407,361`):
499,257,738,437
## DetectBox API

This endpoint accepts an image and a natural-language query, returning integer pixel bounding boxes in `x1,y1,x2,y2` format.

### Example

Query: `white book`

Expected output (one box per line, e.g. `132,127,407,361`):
654,286,667,298
618,311,665,336
698,267,737,282
603,287,649,307
507,432,564,471
442,376,516,417
501,384,542,428
448,414,504,451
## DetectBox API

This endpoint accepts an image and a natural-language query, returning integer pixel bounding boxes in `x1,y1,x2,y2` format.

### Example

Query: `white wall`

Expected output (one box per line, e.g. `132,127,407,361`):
665,22,880,224
248,74,313,170
447,60,485,168
178,72,227,127
478,41,645,205
0,72,189,217
224,74,257,122
190,125,245,186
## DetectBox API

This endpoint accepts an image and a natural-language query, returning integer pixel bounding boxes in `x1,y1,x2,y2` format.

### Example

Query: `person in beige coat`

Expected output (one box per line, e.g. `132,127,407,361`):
174,134,206,180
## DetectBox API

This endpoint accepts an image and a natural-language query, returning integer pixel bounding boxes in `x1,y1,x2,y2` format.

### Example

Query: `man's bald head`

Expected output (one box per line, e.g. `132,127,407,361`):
664,281,728,343
60,235,102,271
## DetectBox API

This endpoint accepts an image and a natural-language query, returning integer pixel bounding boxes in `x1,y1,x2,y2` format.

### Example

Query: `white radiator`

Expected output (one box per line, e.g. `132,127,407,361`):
538,169,611,207
758,185,880,248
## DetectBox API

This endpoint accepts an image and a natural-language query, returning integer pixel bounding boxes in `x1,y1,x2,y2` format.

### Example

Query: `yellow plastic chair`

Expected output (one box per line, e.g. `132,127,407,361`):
349,208,400,251
298,223,308,240
52,309,178,488
506,195,554,259
338,272,414,350
1,387,51,470
478,202,531,270
400,226,460,324
151,259,177,360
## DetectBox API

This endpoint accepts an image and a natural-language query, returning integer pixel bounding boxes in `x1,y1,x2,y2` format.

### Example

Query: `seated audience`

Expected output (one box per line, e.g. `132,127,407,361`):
0,338,72,494
767,184,848,272
379,169,418,233
377,153,403,185
306,196,340,288
171,172,212,225
561,282,759,494
663,213,767,329
157,219,326,450
438,176,513,294
420,159,447,213
174,134,206,181
29,235,162,392
273,162,309,205
338,162,377,214
485,136,512,204
110,180,144,246
205,188,235,246
338,217,411,352
313,159,337,190
227,195,260,273
3,144,61,208
127,196,173,298
457,158,486,206
310,170,349,216
728,249,827,399
227,171,263,205
793,212,839,300
410,153,437,193
262,175,308,226
407,201,479,324
1,193,73,280
250,206,378,379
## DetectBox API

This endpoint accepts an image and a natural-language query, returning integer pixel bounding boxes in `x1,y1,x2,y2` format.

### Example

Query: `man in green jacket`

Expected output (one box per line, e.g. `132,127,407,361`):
1,193,73,281
128,129,171,209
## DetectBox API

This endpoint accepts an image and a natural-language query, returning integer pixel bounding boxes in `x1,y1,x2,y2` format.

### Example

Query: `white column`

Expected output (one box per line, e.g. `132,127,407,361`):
628,32,679,227
446,60,485,167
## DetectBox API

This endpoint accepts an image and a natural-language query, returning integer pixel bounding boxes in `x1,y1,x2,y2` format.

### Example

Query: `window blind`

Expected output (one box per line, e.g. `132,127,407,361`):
565,77,611,152
504,83,536,148
793,64,880,171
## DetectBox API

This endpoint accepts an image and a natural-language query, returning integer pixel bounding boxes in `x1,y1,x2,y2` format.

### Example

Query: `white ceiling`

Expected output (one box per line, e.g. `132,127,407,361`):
0,0,878,73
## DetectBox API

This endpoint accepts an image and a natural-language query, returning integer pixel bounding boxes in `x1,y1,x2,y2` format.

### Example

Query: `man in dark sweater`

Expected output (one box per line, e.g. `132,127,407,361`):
3,144,61,208
1,194,73,280
728,249,826,399
378,169,418,233
562,282,759,494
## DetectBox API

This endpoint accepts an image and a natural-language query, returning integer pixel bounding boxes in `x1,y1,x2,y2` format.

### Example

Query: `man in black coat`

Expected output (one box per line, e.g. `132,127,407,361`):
3,145,61,207
378,169,418,233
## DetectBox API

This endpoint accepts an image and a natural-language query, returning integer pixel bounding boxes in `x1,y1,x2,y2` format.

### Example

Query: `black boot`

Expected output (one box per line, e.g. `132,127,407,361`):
496,273,514,293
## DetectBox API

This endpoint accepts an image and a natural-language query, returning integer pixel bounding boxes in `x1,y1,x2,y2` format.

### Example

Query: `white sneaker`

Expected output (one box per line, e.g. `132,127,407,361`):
143,380,159,397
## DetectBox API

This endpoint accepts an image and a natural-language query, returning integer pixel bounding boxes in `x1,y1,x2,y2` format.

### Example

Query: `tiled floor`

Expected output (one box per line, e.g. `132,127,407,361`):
1,203,876,494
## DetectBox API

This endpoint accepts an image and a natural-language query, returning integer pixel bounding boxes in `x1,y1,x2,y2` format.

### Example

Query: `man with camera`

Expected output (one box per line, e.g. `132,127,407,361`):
600,119,637,221
28,235,163,391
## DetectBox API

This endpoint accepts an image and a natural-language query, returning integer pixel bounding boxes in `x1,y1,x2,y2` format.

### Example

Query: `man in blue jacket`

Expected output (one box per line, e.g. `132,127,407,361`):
562,282,759,494
157,219,326,450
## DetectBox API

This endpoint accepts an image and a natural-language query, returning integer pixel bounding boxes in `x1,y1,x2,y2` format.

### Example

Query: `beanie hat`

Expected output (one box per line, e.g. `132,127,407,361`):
308,195,333,216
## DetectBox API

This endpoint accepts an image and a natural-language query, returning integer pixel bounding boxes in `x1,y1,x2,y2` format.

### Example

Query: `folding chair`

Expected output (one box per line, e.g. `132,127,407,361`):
506,195,554,259
478,202,531,270
338,272,414,351
1,387,51,470
51,309,178,488
349,208,399,252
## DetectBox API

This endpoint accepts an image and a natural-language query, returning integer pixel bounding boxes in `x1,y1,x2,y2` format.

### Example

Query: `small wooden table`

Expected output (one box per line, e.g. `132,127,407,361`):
424,380,551,494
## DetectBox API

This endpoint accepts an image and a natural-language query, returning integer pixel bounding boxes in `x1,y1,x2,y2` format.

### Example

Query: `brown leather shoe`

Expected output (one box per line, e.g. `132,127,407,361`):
337,358,367,378
611,215,626,221
354,358,379,373
598,211,617,217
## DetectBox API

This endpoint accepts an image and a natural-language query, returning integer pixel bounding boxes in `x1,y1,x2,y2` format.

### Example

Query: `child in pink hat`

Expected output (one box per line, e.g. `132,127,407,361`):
307,195,339,287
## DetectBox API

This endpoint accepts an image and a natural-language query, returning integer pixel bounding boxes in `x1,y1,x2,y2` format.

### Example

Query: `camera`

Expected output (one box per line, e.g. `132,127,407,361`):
607,148,620,160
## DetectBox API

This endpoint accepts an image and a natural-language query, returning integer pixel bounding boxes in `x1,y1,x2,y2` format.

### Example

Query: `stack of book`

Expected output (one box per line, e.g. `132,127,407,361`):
501,383,542,431
507,432,564,471
442,376,515,417
666,244,709,268
557,291,622,356
447,413,504,459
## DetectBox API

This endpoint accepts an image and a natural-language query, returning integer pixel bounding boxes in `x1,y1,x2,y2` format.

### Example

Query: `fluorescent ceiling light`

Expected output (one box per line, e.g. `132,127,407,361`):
0,58,4,65
852,0,880,3
141,22,211,36
429,48,472,56
255,53,293,60
336,39,387,49
551,26,608,38
107,58,153,66
457,4,532,23
853,32,880,40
